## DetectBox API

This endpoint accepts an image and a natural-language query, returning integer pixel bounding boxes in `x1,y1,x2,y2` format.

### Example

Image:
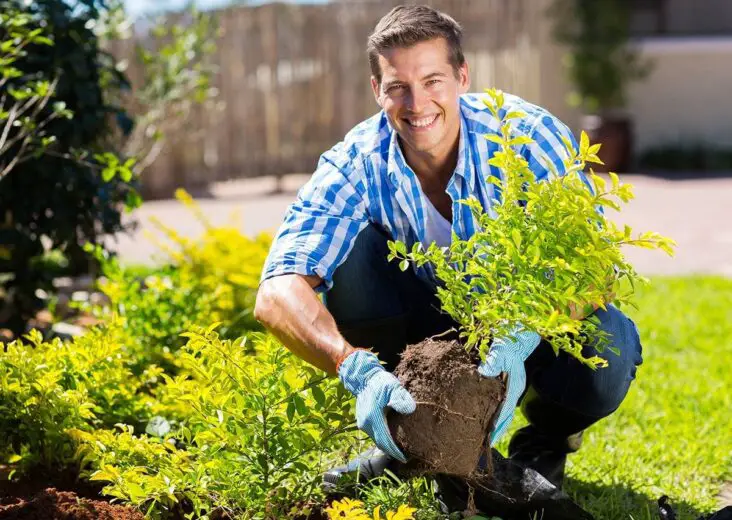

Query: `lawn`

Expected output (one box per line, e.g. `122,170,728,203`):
495,276,732,519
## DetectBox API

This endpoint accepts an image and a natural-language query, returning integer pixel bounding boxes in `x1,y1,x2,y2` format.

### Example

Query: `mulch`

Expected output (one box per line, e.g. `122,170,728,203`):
0,467,143,520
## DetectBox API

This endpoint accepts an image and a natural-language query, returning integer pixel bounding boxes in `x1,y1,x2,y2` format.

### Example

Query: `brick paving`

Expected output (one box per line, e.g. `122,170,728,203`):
113,173,732,277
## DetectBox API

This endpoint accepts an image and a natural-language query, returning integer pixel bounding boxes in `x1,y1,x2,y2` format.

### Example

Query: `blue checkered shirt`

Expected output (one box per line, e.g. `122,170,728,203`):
261,93,588,291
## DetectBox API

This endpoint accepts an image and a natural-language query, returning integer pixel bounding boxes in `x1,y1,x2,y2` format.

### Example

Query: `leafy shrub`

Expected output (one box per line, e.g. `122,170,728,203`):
639,143,732,172
88,189,271,369
0,324,160,472
146,189,272,338
390,90,674,366
74,328,357,519
0,0,137,335
353,474,447,520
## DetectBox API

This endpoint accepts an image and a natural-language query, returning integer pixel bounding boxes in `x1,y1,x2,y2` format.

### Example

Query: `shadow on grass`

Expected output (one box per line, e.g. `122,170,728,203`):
566,476,706,520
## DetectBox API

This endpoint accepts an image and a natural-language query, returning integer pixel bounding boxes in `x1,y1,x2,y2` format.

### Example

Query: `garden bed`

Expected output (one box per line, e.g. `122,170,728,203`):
0,466,143,520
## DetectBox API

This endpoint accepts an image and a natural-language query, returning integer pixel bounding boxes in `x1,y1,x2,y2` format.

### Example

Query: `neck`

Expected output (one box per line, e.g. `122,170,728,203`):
401,128,460,192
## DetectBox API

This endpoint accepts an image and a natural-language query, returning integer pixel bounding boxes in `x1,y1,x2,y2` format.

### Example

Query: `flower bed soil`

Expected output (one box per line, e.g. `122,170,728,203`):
0,466,332,520
0,488,145,520
389,338,505,478
0,467,143,520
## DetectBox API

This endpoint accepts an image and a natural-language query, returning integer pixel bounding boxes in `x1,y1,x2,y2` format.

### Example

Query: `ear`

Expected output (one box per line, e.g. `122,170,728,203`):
458,62,470,94
371,76,383,108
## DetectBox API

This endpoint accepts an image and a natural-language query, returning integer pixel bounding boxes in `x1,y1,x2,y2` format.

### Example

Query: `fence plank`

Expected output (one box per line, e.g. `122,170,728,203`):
120,0,554,198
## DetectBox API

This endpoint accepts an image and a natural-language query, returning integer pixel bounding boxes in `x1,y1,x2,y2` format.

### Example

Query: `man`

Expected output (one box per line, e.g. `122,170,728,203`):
254,5,642,489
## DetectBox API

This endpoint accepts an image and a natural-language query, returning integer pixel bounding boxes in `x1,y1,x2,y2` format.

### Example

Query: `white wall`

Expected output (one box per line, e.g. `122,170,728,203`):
628,36,732,152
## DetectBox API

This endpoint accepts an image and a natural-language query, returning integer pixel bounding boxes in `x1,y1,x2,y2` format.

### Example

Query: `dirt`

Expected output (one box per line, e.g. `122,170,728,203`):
0,467,143,520
0,466,331,519
0,488,144,519
389,338,505,478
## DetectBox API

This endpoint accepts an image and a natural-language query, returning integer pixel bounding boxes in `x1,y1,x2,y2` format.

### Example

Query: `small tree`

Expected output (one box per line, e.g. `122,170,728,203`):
117,8,220,177
0,0,136,335
0,11,72,179
0,1,220,335
549,0,650,115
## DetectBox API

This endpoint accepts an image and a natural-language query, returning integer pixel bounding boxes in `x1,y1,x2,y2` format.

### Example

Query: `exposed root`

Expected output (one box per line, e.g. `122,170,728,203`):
413,401,479,422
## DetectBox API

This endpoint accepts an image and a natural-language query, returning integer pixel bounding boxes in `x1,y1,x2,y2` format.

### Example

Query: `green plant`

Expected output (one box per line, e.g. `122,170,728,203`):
0,0,138,335
0,323,159,473
355,472,448,520
75,328,358,519
549,0,650,113
116,8,220,176
0,9,72,178
143,189,271,339
71,426,206,519
639,143,732,172
389,90,674,367
89,258,218,372
84,189,271,370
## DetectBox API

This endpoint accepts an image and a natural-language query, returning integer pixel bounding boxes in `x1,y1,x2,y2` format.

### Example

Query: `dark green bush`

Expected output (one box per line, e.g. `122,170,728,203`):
639,144,732,172
0,0,137,335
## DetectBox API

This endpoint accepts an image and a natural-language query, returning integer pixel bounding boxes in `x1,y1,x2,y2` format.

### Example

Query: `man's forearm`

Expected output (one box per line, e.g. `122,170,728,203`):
254,274,354,375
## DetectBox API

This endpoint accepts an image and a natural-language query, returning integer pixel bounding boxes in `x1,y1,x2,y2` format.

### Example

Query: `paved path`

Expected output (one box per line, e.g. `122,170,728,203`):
113,174,732,277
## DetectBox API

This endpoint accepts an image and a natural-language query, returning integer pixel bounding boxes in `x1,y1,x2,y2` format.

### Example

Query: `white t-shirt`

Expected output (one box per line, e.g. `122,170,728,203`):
419,188,452,248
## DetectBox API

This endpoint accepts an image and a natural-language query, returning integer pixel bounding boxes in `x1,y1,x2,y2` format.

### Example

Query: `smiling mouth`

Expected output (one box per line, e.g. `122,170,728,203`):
403,114,439,130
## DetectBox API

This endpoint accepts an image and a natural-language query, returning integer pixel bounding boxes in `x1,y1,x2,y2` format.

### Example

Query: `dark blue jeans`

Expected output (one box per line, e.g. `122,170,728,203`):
324,224,643,439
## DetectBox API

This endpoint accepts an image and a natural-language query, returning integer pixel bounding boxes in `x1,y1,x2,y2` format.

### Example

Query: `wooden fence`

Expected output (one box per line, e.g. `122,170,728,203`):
118,0,561,198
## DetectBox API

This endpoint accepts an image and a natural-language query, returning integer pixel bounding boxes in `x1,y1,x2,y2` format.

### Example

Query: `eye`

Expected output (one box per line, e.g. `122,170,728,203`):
386,84,405,94
426,79,441,86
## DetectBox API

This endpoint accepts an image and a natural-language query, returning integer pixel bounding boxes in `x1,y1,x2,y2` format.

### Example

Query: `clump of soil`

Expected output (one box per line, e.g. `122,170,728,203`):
389,338,505,478
0,488,145,519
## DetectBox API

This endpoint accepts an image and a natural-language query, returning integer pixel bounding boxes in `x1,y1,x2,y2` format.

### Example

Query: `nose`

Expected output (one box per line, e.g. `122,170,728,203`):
406,85,429,114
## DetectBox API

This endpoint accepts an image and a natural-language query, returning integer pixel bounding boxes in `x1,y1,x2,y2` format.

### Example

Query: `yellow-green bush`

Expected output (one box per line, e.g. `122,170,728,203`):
74,328,358,519
144,188,271,339
90,189,272,370
0,323,161,471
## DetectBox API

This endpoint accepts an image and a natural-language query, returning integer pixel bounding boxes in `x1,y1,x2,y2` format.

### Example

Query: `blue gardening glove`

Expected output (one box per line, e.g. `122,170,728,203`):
478,328,541,444
338,349,415,463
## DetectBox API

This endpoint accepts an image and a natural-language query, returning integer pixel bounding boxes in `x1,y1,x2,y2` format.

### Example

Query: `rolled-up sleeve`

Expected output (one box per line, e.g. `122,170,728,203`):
260,143,369,292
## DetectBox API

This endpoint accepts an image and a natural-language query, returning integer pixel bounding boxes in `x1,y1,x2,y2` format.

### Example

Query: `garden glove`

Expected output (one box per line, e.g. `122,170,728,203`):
338,349,415,463
478,328,541,444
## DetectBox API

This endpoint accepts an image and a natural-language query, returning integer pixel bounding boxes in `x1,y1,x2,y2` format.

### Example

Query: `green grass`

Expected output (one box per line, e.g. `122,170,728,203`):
526,276,732,519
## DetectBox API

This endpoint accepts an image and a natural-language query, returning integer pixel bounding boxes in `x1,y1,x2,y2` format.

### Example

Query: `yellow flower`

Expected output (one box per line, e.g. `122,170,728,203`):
325,499,416,520
374,504,417,520
324,498,370,519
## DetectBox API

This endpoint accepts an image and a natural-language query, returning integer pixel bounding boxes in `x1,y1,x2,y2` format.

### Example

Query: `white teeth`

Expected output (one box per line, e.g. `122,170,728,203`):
407,115,437,128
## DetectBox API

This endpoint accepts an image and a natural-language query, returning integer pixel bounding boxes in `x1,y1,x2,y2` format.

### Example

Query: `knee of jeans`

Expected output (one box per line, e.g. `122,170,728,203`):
594,304,644,372
579,304,644,414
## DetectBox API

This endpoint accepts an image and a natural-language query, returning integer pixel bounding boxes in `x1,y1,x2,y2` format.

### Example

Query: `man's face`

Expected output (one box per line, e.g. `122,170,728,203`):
371,38,470,158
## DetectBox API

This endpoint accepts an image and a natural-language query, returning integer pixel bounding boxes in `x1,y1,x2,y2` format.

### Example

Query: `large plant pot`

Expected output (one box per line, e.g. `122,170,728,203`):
582,114,633,173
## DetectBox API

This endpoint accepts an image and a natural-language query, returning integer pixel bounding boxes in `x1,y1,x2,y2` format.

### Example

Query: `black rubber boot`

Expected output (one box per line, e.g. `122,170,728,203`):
508,387,599,488
321,447,397,496
433,449,594,520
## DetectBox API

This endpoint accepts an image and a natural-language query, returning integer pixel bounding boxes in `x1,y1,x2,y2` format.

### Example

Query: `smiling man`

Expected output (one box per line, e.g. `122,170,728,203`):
254,4,643,494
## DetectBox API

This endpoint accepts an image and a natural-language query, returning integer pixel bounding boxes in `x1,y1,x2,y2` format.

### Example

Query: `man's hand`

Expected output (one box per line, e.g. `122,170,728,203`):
478,328,541,444
338,349,415,463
